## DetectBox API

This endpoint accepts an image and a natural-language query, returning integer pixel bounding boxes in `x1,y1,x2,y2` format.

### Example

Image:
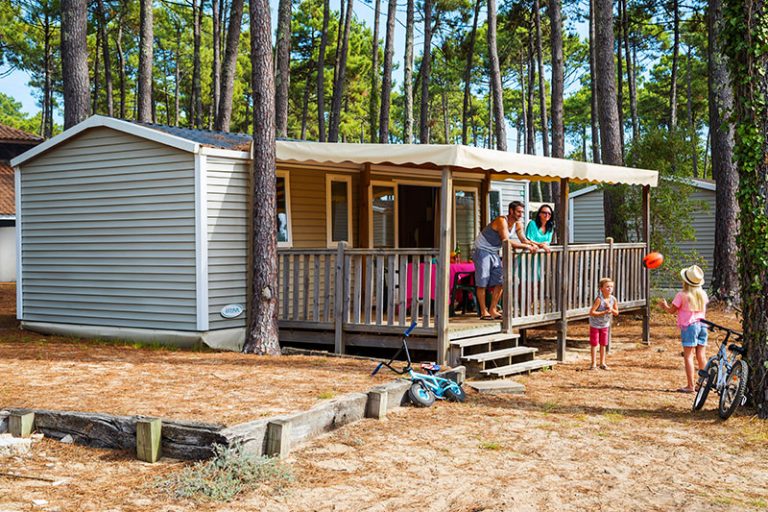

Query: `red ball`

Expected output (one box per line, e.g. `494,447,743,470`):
643,251,664,269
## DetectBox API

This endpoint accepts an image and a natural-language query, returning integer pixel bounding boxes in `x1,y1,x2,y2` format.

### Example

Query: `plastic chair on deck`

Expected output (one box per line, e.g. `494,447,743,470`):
449,271,477,316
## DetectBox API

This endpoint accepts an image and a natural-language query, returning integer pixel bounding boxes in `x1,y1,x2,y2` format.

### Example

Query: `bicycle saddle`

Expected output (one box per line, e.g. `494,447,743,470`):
728,344,746,356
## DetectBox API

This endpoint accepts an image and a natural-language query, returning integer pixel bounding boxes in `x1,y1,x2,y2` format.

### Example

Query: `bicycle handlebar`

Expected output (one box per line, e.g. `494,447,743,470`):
404,321,417,337
701,319,744,341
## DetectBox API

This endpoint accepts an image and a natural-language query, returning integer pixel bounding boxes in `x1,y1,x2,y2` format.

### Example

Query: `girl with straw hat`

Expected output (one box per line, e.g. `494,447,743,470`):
658,265,709,393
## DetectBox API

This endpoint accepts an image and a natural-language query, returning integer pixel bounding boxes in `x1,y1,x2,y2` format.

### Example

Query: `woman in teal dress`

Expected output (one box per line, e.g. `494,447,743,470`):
524,205,555,282
525,205,555,250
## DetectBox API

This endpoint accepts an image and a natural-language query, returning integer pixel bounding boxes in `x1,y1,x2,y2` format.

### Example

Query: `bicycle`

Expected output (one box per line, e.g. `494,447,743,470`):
371,322,466,407
692,319,749,420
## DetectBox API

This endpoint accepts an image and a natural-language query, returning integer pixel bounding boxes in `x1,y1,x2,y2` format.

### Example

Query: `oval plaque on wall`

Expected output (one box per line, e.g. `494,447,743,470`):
220,304,245,319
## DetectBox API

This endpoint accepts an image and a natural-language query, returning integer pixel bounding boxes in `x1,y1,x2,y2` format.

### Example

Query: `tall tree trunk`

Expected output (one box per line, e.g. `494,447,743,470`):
526,30,536,155
722,0,768,418
403,0,415,143
244,0,280,355
669,0,680,130
43,12,53,137
193,0,203,128
92,24,100,115
548,0,563,204
212,0,221,127
215,0,244,131
378,0,397,143
622,0,638,142
329,0,354,142
595,0,625,240
616,0,625,158
442,89,450,143
488,0,507,151
462,0,482,146
519,56,527,154
419,0,433,144
709,0,738,302
274,0,291,138
316,0,330,141
549,0,564,158
300,58,313,138
686,45,698,177
116,3,126,119
534,0,548,156
61,0,90,129
138,0,153,122
175,27,181,126
589,0,600,163
96,0,114,116
369,0,381,142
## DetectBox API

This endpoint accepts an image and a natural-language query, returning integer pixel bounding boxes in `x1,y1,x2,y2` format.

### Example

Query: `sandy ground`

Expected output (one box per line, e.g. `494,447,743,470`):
2,282,768,511
0,283,390,424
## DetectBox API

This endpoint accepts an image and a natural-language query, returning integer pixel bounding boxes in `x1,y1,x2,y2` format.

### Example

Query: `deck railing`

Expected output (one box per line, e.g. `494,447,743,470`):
277,245,440,337
502,241,647,329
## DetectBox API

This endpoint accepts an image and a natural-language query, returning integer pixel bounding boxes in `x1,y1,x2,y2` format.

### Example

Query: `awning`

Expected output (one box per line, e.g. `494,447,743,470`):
277,141,658,187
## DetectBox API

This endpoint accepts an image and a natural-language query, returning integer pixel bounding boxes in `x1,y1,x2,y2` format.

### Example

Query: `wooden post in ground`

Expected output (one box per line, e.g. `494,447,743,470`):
266,419,291,458
136,418,162,463
334,241,348,354
9,412,34,438
502,240,513,334
366,390,388,419
557,178,570,361
642,185,651,344
605,237,614,354
436,166,453,365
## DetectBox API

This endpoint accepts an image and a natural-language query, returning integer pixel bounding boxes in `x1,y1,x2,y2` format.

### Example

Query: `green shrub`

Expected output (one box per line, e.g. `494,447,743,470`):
155,443,293,502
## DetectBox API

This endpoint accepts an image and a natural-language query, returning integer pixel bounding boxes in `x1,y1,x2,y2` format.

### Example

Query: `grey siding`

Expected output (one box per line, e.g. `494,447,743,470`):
19,127,198,330
674,187,715,275
206,155,248,329
493,179,528,214
571,189,606,243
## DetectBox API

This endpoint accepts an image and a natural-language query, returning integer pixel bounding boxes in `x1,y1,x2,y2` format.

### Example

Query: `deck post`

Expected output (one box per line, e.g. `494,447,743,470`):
502,241,513,334
334,241,348,354
642,185,651,344
557,178,570,361
481,171,491,227
605,237,614,354
436,166,453,365
359,164,371,248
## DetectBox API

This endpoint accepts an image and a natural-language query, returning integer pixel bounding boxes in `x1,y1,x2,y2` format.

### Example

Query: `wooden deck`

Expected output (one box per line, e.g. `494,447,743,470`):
276,241,649,362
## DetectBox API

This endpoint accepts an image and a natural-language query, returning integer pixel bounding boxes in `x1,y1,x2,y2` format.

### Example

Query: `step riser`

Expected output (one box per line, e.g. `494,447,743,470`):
464,352,536,377
460,338,518,357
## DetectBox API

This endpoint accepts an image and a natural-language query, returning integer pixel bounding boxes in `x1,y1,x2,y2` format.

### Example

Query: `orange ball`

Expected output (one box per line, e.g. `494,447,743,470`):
643,251,664,269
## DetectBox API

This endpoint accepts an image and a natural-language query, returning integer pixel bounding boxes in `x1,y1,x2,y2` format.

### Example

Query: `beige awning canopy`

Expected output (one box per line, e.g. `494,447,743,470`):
277,141,658,187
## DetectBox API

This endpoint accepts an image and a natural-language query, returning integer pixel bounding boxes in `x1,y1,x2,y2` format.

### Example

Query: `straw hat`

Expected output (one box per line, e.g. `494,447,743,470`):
680,265,704,287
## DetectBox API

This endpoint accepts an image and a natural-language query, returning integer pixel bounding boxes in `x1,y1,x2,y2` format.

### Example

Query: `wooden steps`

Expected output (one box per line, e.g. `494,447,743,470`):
480,359,557,377
450,330,555,379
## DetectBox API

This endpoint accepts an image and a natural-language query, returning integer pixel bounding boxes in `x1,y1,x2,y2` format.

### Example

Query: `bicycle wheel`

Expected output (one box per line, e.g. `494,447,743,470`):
692,361,717,411
444,384,466,403
718,359,749,420
408,381,436,407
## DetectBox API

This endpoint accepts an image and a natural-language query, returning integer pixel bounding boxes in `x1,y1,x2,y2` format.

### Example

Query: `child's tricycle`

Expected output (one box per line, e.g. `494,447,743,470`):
371,322,466,407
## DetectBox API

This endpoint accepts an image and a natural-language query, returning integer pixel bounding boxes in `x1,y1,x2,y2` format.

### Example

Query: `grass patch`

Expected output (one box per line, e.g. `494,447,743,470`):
317,390,336,399
603,411,625,423
155,443,293,502
479,440,502,451
541,401,559,413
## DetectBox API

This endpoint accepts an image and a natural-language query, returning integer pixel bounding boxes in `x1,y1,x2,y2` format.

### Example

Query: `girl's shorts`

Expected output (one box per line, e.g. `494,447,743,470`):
589,326,609,347
681,322,708,347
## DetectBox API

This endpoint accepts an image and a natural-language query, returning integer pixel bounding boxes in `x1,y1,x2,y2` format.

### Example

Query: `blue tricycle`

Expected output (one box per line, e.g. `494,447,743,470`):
371,322,466,407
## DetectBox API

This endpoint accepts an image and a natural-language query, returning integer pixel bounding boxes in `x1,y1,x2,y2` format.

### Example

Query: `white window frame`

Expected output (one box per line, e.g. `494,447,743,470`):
326,174,353,248
369,181,399,248
276,170,293,248
454,186,480,249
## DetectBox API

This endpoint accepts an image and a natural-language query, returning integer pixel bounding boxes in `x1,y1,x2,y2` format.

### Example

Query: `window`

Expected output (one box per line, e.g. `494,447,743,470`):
455,188,478,257
326,175,352,247
488,190,501,220
276,171,292,247
371,184,397,248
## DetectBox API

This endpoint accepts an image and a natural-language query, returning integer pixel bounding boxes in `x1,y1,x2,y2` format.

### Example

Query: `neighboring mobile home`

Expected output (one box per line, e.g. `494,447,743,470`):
569,178,715,286
12,116,658,373
0,124,42,282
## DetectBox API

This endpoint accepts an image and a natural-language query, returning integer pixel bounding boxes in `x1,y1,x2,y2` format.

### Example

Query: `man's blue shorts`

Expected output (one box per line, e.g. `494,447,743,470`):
681,321,708,347
473,249,503,288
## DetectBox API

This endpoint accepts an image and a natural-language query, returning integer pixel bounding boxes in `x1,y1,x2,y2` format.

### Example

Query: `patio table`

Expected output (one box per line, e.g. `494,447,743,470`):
405,261,475,302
